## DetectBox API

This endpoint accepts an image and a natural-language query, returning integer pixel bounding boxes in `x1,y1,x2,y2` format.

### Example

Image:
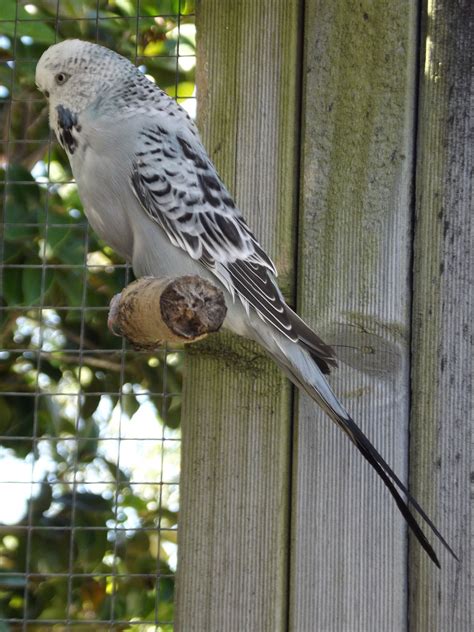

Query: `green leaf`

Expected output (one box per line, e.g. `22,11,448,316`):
162,395,181,429
11,21,56,44
121,393,139,418
1,267,23,305
104,459,130,485
0,0,16,20
80,393,101,419
21,267,54,305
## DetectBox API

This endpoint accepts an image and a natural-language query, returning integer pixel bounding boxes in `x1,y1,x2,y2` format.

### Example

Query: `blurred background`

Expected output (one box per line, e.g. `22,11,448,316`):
0,1,195,628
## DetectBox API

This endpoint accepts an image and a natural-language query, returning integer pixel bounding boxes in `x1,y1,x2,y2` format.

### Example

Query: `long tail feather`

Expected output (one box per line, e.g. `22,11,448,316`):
260,329,458,567
355,433,441,567
335,413,459,562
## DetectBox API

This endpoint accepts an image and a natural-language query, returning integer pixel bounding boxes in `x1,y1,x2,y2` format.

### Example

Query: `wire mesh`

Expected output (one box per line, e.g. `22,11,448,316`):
0,1,196,629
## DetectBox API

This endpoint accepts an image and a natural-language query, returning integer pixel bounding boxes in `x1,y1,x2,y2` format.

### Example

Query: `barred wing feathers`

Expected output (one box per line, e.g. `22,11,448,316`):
129,120,458,566
130,122,336,374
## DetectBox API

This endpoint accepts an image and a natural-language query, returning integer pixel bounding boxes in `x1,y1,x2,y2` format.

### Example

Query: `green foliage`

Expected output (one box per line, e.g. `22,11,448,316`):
0,1,195,627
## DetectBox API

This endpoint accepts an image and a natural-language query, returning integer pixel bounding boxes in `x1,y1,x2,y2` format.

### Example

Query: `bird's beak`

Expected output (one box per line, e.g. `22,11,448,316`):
35,82,49,100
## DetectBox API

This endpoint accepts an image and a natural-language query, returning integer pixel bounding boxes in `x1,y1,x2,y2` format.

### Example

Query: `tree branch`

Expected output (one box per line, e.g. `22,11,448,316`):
108,275,227,350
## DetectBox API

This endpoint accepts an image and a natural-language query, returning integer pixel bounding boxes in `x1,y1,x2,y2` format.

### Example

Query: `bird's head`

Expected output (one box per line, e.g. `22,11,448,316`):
36,39,134,115
36,39,140,153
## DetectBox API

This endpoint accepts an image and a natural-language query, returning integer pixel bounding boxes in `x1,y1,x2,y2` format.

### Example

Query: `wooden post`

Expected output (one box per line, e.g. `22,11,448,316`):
175,2,471,630
290,2,418,629
409,1,472,629
175,2,301,630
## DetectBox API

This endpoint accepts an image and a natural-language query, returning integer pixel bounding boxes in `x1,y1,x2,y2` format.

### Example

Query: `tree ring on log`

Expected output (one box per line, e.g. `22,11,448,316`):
160,275,227,340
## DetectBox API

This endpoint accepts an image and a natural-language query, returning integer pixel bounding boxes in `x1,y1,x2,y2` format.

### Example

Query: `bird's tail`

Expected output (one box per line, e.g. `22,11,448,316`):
252,320,458,568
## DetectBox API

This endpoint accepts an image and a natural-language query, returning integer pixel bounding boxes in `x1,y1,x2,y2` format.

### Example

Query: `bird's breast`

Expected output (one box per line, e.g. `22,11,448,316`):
72,142,136,262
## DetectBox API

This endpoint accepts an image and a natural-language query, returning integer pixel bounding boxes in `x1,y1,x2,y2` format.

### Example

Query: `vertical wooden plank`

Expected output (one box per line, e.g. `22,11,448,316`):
291,1,418,630
409,1,472,630
175,2,300,630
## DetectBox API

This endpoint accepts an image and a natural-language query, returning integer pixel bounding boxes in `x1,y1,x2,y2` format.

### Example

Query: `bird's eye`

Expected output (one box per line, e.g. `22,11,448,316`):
55,72,69,85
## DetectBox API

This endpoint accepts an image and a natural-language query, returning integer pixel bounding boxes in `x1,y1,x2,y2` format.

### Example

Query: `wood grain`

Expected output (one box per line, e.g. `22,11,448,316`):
175,2,300,630
409,1,472,629
290,1,418,629
175,2,471,630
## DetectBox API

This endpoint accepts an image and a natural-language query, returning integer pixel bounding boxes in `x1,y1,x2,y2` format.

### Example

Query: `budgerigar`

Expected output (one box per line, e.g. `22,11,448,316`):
35,39,456,567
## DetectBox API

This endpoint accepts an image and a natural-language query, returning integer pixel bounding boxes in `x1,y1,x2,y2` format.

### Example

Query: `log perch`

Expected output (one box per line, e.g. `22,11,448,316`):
108,275,227,350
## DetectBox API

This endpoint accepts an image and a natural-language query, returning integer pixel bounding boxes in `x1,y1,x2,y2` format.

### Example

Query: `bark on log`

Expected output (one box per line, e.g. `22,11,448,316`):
108,275,227,349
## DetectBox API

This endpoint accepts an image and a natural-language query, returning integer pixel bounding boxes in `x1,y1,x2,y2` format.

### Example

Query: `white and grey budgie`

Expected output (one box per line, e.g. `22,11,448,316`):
36,39,456,567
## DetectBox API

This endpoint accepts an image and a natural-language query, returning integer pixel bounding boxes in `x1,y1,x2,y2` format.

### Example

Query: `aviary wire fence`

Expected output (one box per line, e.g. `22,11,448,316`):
0,1,196,629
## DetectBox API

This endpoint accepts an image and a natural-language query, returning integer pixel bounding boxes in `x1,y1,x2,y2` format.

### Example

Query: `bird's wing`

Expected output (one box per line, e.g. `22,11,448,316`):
129,118,458,567
130,120,336,373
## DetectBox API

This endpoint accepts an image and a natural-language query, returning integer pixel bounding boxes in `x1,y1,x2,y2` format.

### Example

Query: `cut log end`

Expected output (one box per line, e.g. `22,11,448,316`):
108,275,227,350
160,275,228,339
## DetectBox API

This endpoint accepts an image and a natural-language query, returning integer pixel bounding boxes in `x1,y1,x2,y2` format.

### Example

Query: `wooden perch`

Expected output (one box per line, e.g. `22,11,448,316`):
108,275,227,349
